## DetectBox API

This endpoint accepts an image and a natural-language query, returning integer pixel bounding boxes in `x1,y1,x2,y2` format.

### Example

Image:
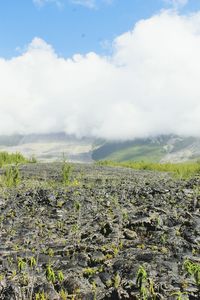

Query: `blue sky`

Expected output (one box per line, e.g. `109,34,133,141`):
0,0,200,59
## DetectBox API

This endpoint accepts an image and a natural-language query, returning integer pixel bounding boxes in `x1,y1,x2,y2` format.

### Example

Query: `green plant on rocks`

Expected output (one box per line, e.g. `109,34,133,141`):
92,280,97,300
140,286,148,300
59,289,68,300
48,248,54,257
29,256,37,269
3,164,20,187
113,273,121,289
83,267,97,278
183,259,200,288
61,160,72,184
35,291,48,300
0,151,29,167
136,265,147,290
57,270,64,282
74,200,81,212
46,264,56,283
148,278,157,300
0,273,4,281
17,257,26,272
171,290,189,300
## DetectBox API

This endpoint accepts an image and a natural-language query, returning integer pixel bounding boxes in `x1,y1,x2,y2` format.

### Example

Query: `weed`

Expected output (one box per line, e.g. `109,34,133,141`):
92,280,97,300
148,278,157,300
46,264,56,283
3,165,20,187
136,265,147,289
83,267,97,277
17,257,26,272
59,289,68,300
183,259,200,287
29,257,37,269
113,273,121,289
48,248,54,257
97,160,200,179
0,274,4,281
57,270,64,282
35,291,47,300
62,160,72,184
74,200,81,212
105,279,112,287
140,286,148,300
0,151,28,167
171,291,189,300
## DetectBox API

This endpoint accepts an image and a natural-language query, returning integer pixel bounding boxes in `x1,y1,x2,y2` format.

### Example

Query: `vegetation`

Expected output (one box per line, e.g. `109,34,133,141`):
92,136,200,162
46,264,56,283
61,159,72,184
0,151,29,167
2,165,21,187
0,151,37,187
92,140,167,162
97,160,200,179
183,259,200,287
102,145,166,162
136,265,147,290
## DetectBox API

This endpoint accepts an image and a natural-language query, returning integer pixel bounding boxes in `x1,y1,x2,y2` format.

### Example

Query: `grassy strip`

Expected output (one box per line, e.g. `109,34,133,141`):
0,151,36,168
97,160,200,179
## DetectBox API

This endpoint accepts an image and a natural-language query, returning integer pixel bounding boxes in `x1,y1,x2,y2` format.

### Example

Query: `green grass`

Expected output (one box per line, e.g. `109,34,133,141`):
97,160,200,179
0,151,36,187
0,151,35,168
61,160,72,184
92,140,168,162
3,165,21,187
105,145,166,162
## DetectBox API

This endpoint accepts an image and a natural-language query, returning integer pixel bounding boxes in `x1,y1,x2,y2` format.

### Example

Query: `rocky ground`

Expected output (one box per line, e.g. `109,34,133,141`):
0,163,199,300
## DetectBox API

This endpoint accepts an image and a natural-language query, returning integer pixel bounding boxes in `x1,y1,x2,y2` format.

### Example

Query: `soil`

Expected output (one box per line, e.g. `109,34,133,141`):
0,163,199,299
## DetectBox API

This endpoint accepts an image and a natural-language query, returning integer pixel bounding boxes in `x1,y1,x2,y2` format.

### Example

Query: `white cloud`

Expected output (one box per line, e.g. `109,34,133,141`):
33,0,112,8
70,0,96,8
33,0,60,7
164,0,188,8
1,11,200,139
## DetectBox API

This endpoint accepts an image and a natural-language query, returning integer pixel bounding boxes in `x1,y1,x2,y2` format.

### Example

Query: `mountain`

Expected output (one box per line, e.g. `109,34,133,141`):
92,135,200,163
0,134,23,146
1,133,200,163
0,133,94,163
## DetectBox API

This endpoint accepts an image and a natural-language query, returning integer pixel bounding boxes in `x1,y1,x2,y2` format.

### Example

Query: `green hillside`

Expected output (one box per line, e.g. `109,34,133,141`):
92,135,200,163
92,138,168,162
103,144,166,162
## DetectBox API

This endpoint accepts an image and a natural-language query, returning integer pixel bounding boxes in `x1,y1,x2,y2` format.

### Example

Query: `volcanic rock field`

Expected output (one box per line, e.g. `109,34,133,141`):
0,163,199,299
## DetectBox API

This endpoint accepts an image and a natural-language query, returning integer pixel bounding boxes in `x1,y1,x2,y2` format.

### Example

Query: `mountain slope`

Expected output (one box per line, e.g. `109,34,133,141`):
1,133,200,163
0,133,94,163
92,135,200,163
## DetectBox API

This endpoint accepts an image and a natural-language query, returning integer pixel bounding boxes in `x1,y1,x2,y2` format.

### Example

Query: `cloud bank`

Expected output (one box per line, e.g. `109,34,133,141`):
1,11,200,140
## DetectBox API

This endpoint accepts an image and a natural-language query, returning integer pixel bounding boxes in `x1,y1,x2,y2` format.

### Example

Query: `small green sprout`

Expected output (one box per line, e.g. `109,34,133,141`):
46,264,56,283
136,265,147,289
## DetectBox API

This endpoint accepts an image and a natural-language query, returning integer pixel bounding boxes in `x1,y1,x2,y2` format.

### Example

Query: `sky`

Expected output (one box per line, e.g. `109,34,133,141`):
1,0,200,139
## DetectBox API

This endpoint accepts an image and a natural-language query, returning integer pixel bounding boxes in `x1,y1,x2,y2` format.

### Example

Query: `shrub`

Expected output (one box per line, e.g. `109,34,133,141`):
61,161,72,184
3,165,20,187
0,151,36,167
